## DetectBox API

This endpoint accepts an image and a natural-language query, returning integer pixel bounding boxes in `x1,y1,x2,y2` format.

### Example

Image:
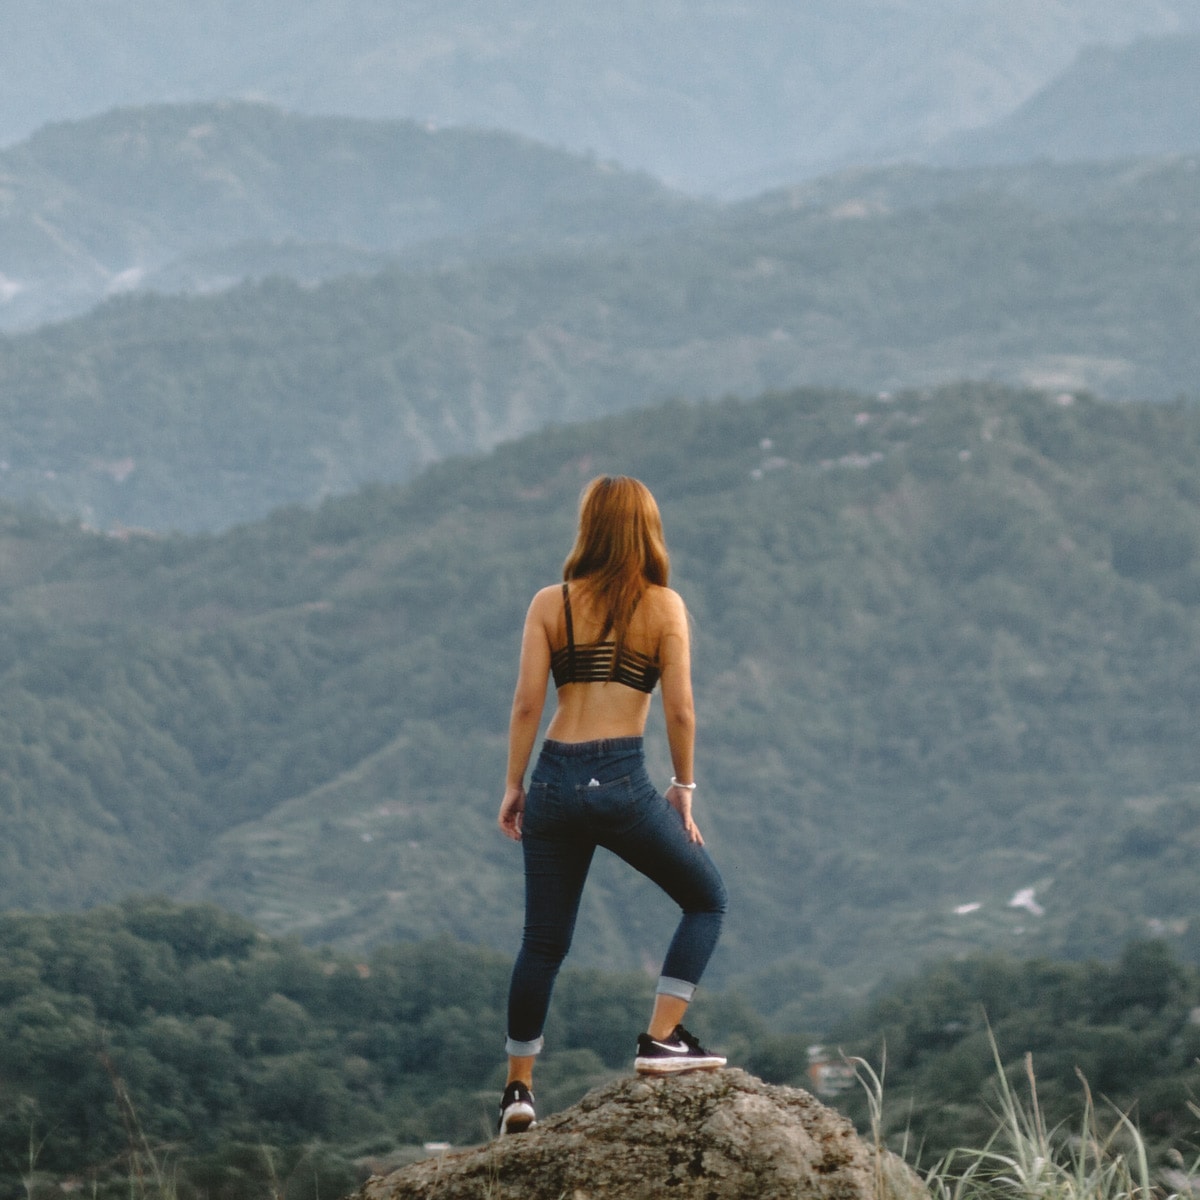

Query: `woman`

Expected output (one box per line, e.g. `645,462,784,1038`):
496,475,728,1136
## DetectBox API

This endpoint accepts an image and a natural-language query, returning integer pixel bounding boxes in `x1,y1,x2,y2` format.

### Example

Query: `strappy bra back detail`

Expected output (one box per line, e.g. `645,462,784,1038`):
550,583,661,693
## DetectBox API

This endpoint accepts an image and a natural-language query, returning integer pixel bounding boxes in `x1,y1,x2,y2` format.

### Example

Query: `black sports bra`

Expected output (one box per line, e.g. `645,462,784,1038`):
550,583,661,693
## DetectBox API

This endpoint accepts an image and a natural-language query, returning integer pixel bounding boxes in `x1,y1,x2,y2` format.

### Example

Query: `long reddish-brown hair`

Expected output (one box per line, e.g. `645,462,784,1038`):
562,475,670,647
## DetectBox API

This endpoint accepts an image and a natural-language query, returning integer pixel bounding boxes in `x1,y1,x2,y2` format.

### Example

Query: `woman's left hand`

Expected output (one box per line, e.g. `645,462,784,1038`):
498,784,526,842
666,784,704,845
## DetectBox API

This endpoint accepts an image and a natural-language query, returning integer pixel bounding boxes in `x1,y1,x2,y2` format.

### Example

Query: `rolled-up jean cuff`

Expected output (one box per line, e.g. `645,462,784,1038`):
505,1034,545,1057
656,976,696,1001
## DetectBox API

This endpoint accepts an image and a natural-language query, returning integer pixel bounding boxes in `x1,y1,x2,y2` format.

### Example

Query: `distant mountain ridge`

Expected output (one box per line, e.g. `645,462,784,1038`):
759,155,1200,220
3,1,1198,193
934,32,1200,164
0,102,702,330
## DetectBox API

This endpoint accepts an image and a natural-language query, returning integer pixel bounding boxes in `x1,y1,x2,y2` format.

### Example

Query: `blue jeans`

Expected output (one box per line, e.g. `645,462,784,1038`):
506,737,727,1055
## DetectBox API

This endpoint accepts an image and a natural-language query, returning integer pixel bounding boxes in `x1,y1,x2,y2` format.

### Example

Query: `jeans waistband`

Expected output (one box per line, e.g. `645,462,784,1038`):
540,736,643,757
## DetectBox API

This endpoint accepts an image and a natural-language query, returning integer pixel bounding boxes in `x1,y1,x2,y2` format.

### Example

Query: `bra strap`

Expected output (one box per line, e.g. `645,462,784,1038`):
561,583,576,679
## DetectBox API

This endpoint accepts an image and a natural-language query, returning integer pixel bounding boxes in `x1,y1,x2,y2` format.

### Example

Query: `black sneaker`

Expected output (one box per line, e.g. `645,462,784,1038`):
634,1024,727,1074
497,1080,536,1135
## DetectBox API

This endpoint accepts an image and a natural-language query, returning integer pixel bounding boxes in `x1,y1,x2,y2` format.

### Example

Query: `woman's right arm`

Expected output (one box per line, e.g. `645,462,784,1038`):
658,588,702,844
498,588,553,842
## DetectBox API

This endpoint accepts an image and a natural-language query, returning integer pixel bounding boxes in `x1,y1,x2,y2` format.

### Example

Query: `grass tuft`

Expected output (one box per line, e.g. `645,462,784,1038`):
850,1028,1200,1200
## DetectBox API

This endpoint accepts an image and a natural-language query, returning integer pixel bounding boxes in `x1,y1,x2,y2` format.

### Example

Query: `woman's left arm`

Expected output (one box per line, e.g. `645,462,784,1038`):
498,589,553,841
658,588,703,844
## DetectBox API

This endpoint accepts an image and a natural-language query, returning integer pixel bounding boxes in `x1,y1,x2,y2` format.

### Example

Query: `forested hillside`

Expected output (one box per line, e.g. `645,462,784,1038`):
3,383,1200,1011
0,102,700,330
2,155,1198,531
0,899,657,1198
3,903,1199,1200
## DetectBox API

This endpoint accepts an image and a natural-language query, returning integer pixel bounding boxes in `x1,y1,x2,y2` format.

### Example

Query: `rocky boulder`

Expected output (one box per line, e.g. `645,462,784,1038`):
354,1067,923,1200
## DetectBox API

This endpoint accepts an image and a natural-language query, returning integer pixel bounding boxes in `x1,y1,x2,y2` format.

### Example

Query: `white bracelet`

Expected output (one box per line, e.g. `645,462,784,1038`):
670,776,697,790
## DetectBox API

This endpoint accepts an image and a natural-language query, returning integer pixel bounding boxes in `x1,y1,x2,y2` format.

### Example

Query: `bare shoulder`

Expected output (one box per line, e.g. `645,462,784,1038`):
643,584,689,625
527,583,565,621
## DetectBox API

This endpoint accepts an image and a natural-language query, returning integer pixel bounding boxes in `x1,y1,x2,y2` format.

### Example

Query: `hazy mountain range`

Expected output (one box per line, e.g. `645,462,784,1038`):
4,1,1200,194
1,103,1197,532
0,102,701,330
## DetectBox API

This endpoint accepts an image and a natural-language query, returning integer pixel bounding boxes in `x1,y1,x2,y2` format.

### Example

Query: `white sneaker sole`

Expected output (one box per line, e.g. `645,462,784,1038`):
499,1104,536,1134
634,1056,726,1075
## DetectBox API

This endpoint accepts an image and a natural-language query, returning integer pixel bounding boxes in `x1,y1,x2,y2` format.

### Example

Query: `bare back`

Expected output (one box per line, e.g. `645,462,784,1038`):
528,581,691,743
